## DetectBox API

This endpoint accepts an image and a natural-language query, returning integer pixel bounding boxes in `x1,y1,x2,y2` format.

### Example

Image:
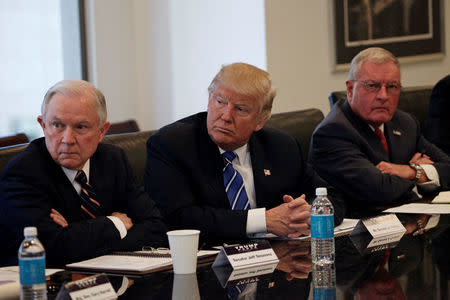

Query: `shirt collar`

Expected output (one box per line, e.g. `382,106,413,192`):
61,160,90,184
369,123,385,133
219,144,249,165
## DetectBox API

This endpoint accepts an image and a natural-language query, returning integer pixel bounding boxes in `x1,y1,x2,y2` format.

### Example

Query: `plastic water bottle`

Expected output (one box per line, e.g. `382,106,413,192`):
311,187,336,299
18,227,47,300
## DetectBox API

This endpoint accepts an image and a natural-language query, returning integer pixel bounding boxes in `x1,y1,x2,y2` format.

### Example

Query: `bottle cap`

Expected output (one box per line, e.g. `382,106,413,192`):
24,227,37,237
315,187,327,196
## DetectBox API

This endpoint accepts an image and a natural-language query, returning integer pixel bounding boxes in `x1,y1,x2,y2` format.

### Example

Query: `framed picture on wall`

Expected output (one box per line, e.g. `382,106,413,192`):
333,0,444,70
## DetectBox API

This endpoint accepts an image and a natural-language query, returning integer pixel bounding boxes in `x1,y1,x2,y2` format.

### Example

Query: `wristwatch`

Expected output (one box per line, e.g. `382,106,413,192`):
409,163,423,182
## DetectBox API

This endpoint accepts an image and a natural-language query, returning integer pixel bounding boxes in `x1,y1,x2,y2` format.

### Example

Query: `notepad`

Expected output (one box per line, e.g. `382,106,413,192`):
66,250,218,275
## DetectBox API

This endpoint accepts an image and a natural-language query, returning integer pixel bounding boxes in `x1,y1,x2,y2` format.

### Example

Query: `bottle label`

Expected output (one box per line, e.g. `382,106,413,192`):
313,287,336,300
19,256,46,285
311,214,334,238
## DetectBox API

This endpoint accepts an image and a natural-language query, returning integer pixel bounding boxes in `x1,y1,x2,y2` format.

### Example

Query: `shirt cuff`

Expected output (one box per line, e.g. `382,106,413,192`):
107,216,127,239
246,208,266,234
425,215,440,230
420,164,440,187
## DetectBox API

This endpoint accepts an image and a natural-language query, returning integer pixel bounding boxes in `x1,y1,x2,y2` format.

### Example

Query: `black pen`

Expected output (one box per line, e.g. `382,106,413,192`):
420,149,426,158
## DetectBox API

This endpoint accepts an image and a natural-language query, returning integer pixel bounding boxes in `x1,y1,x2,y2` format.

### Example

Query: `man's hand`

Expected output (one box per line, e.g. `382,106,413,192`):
111,212,134,230
50,208,68,228
409,152,434,165
273,241,312,281
376,161,415,179
266,194,311,238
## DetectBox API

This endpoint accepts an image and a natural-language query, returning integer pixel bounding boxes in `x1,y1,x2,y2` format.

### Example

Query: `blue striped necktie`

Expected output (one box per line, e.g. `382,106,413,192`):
75,170,102,219
222,151,250,210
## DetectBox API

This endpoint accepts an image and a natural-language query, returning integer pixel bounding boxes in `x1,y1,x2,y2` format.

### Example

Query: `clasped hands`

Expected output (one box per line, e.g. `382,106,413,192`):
376,152,433,182
266,194,311,238
50,208,134,230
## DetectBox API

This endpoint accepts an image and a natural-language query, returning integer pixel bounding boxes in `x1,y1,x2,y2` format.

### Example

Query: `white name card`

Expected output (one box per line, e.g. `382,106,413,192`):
212,241,279,270
362,214,406,238
351,214,405,238
65,274,117,300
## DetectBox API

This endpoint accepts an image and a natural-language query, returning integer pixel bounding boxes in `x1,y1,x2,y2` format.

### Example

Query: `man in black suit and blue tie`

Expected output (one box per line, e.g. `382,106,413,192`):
309,47,450,217
145,63,344,243
0,80,167,266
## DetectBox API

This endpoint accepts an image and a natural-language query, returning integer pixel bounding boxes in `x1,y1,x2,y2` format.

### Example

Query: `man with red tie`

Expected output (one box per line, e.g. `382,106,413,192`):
0,80,167,266
309,47,450,216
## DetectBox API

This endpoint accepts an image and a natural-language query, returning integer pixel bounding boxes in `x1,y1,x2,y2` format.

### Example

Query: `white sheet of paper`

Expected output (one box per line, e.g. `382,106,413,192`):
431,191,450,204
383,203,450,214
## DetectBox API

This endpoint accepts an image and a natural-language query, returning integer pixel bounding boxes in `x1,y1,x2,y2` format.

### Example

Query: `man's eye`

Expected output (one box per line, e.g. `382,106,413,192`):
367,83,379,89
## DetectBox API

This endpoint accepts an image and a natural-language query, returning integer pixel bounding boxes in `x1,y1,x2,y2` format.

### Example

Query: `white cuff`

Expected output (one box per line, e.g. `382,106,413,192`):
246,208,266,235
420,164,440,187
425,215,440,230
107,216,127,239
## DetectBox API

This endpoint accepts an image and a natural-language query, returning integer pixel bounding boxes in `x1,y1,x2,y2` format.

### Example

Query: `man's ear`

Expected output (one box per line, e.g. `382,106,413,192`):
254,114,269,132
37,115,45,130
98,121,110,141
346,80,354,103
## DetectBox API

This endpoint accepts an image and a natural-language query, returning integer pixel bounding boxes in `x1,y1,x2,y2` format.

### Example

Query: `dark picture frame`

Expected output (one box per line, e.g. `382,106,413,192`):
333,0,444,70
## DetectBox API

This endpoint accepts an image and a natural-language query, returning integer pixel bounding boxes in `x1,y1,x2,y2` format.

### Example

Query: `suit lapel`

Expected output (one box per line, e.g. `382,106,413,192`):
197,115,231,208
341,100,390,161
37,139,82,220
249,133,272,207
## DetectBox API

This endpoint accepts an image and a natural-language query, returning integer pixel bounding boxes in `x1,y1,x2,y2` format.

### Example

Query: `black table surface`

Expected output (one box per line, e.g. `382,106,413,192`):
49,223,449,300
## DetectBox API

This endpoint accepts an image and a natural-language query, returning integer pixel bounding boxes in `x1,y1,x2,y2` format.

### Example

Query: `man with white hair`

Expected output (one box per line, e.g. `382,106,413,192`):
0,80,167,266
309,47,450,216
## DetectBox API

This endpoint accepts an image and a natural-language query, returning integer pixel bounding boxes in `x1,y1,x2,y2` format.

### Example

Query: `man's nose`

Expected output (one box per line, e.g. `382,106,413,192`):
376,84,389,101
61,128,76,144
221,104,233,121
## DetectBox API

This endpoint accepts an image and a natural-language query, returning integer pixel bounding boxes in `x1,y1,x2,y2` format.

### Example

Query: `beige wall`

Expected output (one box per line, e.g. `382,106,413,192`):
265,1,449,116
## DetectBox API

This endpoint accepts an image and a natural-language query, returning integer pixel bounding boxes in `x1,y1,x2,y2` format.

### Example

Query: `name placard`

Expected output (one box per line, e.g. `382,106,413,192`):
65,273,117,300
350,214,406,254
212,241,279,270
361,214,405,238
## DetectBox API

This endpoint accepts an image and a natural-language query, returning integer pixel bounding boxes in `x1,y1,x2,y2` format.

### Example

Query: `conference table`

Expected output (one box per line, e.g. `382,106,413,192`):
47,220,449,300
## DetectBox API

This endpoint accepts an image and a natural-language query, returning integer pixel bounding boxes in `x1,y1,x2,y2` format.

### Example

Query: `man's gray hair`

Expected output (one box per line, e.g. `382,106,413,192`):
41,79,107,125
348,47,400,80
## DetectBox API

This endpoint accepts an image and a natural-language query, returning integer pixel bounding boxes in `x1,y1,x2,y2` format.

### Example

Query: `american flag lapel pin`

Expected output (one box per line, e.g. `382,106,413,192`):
264,169,271,176
393,130,402,136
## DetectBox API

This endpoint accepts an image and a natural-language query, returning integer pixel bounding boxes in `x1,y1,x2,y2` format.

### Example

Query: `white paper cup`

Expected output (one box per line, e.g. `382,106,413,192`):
167,229,200,274
172,273,200,300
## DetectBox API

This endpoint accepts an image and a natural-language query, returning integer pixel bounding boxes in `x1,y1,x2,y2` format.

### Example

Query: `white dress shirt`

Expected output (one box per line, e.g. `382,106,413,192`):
219,145,267,235
61,160,127,239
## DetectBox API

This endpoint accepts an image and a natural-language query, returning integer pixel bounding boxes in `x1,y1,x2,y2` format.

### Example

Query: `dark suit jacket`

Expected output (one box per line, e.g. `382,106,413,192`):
145,112,344,242
425,75,450,156
309,99,450,215
0,138,167,267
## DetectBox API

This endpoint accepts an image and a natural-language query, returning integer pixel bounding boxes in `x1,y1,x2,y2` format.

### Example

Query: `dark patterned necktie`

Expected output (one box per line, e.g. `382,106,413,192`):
222,152,250,210
75,170,101,219
374,127,389,155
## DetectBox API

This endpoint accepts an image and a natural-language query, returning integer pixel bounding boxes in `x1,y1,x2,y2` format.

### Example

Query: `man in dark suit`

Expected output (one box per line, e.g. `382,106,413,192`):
145,63,344,242
309,47,450,216
0,80,167,266
425,74,450,156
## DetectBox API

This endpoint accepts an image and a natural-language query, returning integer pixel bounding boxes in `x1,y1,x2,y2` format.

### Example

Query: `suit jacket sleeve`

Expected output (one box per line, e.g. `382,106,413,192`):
105,147,168,250
310,118,417,205
144,128,248,242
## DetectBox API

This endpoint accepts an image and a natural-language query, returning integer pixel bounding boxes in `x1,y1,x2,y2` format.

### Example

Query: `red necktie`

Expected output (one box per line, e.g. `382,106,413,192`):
374,128,389,155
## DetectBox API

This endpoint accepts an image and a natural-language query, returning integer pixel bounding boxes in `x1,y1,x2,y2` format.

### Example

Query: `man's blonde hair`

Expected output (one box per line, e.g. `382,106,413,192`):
208,63,276,120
